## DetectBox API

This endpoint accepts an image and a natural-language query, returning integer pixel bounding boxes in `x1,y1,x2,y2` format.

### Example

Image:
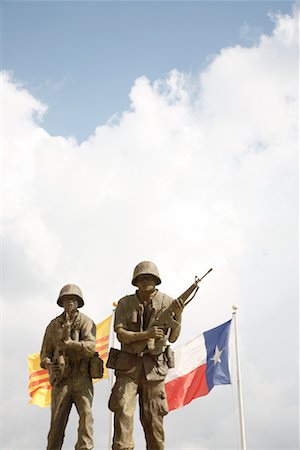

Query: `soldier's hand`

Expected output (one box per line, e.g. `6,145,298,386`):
59,339,82,351
173,298,184,317
147,326,165,340
50,362,61,375
44,362,52,372
57,339,65,350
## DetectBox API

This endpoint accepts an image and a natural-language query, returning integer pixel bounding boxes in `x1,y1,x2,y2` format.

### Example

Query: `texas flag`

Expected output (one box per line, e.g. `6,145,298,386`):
165,320,231,411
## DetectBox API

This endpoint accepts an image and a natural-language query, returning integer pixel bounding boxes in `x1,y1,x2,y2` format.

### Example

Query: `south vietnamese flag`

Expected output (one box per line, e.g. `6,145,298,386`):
28,314,112,407
165,320,231,411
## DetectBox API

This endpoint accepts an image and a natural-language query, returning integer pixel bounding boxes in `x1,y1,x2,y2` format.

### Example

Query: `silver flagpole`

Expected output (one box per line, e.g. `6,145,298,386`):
232,305,247,450
107,304,117,450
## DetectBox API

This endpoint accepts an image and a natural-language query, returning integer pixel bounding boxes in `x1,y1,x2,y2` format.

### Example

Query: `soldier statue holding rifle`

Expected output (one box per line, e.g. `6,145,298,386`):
40,284,103,450
107,261,212,450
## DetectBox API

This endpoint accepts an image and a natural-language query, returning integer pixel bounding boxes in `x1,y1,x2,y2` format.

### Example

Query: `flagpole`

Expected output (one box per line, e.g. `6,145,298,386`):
107,304,117,450
232,305,247,450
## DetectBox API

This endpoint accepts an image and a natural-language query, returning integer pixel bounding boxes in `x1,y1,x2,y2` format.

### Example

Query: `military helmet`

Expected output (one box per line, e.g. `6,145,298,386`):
132,261,161,286
57,284,84,308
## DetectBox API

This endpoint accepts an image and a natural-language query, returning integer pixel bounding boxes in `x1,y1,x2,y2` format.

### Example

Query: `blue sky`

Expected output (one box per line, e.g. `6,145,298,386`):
2,1,294,142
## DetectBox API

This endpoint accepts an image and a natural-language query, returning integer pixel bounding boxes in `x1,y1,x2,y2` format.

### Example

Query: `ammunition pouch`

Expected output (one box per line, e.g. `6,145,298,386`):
106,348,139,372
106,348,121,369
89,352,104,379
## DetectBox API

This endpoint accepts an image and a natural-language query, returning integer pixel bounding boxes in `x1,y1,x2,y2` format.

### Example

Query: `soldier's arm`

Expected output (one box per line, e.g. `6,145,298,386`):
78,319,96,356
169,324,181,343
114,298,164,344
169,298,184,343
63,319,96,357
116,326,164,344
40,323,55,370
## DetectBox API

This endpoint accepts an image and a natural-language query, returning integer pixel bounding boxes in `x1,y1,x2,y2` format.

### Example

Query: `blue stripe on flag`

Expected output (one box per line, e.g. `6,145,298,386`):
204,319,231,391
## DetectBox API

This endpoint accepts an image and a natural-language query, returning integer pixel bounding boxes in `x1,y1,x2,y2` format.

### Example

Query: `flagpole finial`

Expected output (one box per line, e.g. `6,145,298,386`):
113,301,118,308
232,304,238,313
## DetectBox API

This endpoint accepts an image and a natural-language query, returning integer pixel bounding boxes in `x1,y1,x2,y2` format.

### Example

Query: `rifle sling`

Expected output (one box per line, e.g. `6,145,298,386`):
183,285,199,307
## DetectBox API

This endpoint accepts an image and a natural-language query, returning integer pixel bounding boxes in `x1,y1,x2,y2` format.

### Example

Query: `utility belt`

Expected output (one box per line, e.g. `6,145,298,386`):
106,346,175,371
50,353,103,385
50,356,88,383
65,357,88,371
120,334,170,357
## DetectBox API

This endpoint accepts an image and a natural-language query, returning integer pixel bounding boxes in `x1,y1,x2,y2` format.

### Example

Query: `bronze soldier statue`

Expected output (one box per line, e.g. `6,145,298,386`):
108,261,184,450
40,284,97,450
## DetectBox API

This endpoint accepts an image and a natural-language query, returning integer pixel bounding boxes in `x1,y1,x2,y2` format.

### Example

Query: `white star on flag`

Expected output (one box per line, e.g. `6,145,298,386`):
211,345,224,365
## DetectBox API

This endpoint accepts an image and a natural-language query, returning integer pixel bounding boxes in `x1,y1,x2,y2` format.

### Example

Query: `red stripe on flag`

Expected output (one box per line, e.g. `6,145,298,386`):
165,364,209,411
96,343,109,353
29,377,50,389
29,369,48,380
96,335,109,344
29,384,52,397
99,351,108,359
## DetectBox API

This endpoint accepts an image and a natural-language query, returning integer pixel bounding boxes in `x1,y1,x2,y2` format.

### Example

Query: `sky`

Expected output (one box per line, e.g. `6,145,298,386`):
1,1,299,450
2,0,296,141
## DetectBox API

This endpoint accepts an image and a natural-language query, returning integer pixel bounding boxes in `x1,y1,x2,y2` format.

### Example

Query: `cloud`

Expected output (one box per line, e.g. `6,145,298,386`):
2,9,298,450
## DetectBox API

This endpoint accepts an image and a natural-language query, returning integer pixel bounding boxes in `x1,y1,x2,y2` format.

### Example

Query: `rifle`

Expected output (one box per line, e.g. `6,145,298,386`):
147,268,213,350
52,312,72,384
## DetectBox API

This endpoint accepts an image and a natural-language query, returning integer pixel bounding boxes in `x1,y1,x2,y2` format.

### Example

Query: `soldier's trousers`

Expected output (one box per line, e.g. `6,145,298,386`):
109,367,168,450
47,372,94,450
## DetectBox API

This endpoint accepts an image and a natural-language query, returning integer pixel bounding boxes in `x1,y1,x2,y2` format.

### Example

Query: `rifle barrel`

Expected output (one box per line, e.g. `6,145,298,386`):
182,268,213,306
196,267,213,285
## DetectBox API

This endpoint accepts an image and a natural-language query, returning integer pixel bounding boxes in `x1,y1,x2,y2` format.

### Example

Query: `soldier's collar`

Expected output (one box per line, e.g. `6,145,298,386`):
136,289,157,305
135,291,163,311
151,290,163,310
58,310,79,324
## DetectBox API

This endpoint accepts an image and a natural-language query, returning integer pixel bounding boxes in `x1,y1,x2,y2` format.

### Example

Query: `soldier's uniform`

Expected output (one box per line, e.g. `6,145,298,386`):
108,289,176,450
40,285,96,450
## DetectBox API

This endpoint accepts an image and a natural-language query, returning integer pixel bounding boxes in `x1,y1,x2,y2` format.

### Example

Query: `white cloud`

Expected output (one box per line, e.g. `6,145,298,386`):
2,10,298,450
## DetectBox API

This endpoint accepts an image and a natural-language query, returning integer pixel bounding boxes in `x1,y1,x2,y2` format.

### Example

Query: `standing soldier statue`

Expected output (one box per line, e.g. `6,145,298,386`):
40,284,100,450
107,261,184,450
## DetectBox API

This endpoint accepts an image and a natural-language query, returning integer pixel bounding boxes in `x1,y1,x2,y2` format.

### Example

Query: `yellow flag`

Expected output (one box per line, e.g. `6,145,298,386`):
28,314,112,407
95,314,112,380
28,352,51,407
